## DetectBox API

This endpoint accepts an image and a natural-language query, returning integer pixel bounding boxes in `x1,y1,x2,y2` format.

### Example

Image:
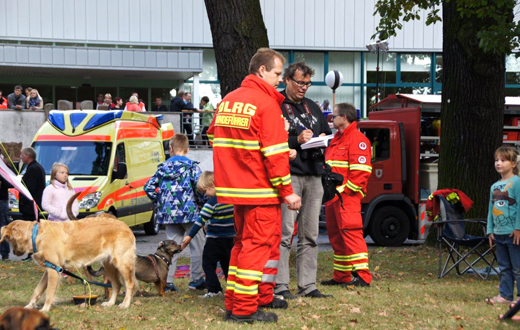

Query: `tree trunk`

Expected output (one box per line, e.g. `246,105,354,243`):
425,2,508,244
204,0,269,97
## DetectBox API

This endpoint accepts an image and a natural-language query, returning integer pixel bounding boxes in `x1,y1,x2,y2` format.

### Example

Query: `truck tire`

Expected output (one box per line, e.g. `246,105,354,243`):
144,213,160,235
369,206,410,246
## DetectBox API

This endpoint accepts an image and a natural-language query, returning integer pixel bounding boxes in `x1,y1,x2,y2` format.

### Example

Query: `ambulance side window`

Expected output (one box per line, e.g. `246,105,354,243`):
361,128,390,163
112,143,127,181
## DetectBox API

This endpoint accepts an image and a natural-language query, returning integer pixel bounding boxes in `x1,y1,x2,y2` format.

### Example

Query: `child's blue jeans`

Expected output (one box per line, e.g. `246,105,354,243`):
495,234,520,301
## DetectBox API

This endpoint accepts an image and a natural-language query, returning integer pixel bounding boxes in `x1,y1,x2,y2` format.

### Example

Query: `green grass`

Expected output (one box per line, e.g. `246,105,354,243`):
0,246,516,329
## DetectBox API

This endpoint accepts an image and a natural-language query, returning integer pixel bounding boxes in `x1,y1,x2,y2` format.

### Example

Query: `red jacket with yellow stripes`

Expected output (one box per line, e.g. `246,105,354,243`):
207,74,293,205
324,121,372,203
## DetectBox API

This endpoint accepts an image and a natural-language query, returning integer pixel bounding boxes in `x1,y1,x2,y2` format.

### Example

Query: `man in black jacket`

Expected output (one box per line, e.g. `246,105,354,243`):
274,62,332,300
171,90,199,145
18,147,45,260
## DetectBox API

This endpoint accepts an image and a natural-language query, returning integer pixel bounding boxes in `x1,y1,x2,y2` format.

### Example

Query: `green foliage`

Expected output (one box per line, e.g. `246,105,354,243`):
373,0,519,54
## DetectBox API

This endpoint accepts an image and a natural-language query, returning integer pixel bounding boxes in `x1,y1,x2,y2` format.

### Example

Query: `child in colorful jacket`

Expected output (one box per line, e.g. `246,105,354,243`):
144,133,204,292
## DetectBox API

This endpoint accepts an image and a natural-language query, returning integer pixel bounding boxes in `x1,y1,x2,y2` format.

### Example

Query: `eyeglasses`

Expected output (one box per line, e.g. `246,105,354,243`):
290,77,312,88
326,114,342,123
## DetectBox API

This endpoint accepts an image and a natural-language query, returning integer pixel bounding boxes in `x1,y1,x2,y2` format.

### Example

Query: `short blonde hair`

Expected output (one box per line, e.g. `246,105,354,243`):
197,171,214,192
169,133,189,153
129,95,138,104
50,162,73,190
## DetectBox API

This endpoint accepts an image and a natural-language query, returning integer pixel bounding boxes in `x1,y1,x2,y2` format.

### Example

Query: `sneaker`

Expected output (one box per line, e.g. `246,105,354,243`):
199,291,222,298
1,256,9,261
21,254,33,262
302,289,333,298
165,283,178,292
485,295,513,305
275,290,297,300
342,276,370,287
320,278,343,286
258,297,288,309
230,310,278,323
189,278,207,290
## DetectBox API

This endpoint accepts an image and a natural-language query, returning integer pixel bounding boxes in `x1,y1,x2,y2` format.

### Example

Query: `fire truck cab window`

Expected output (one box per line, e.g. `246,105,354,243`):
361,128,390,162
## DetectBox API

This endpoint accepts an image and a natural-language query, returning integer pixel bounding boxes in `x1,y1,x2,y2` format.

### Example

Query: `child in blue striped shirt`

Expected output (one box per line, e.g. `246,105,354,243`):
182,171,235,297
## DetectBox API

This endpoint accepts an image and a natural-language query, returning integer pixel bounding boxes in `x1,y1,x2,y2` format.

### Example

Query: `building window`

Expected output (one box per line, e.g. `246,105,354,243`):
294,52,325,81
201,49,219,81
506,54,520,85
366,52,397,84
400,54,431,83
329,52,362,84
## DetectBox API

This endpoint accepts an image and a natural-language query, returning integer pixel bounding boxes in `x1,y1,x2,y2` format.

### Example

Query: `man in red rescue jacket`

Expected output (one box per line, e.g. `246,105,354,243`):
322,102,373,288
207,48,302,323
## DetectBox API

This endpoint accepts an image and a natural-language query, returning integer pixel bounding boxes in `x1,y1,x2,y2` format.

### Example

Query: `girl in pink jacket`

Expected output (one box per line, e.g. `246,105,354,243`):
42,163,79,221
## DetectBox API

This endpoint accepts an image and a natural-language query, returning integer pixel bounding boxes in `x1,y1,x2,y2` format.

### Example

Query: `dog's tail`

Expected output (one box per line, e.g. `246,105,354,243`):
86,265,105,277
67,192,81,220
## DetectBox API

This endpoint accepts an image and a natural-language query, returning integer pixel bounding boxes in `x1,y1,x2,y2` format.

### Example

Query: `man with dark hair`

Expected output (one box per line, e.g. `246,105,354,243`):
18,147,46,261
95,93,104,110
151,97,168,112
8,85,26,110
275,62,332,300
207,48,301,323
322,102,373,288
170,90,185,112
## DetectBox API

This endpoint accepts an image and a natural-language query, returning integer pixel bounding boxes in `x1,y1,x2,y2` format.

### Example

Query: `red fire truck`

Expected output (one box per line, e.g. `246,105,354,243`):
358,94,520,246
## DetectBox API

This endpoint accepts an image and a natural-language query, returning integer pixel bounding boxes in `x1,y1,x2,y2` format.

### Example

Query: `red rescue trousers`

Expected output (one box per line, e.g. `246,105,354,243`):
225,204,281,315
325,193,372,284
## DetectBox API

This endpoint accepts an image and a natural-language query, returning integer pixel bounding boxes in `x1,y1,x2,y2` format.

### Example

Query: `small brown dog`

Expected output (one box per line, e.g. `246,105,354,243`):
88,240,181,297
0,307,57,330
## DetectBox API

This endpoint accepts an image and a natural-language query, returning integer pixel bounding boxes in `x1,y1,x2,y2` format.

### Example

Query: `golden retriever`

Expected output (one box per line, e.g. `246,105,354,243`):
0,218,138,312
0,307,56,330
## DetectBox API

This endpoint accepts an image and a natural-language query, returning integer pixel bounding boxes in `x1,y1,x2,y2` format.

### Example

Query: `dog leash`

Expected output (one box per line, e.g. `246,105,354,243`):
32,223,111,288
146,255,161,280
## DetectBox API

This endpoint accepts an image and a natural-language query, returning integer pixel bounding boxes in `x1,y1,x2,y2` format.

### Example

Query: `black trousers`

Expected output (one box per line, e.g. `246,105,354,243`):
202,237,234,293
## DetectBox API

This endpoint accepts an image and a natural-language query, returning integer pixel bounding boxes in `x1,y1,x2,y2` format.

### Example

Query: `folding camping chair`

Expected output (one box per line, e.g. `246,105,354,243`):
434,195,498,280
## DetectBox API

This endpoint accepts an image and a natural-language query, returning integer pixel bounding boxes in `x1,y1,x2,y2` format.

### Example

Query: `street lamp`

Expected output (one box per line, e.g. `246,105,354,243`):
325,70,344,107
366,39,389,104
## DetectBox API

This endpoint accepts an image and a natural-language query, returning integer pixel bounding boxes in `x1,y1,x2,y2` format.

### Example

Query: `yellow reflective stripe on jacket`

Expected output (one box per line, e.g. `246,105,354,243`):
349,164,373,173
236,269,263,282
234,283,258,295
345,253,369,261
228,266,237,276
216,187,279,198
352,263,369,271
212,138,260,150
261,142,290,157
326,160,350,168
226,280,235,291
207,133,214,143
269,174,291,186
334,254,348,262
334,264,353,271
337,182,366,198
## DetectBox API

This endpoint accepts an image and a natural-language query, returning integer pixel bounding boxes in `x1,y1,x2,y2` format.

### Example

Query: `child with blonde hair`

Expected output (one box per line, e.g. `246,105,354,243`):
487,146,520,305
42,163,79,221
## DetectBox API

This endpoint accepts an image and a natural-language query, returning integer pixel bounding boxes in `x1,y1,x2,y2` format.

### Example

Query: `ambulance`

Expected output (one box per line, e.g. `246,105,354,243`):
8,110,174,235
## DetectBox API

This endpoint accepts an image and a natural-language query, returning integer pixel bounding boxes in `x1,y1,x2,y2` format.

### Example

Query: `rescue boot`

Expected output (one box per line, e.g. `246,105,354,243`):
259,297,288,309
320,278,343,286
224,310,232,321
342,276,370,287
230,310,278,323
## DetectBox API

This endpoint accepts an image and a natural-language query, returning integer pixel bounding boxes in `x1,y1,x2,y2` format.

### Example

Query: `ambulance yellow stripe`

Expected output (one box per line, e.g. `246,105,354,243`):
350,164,373,173
212,138,260,150
269,174,291,186
261,142,290,157
216,187,279,198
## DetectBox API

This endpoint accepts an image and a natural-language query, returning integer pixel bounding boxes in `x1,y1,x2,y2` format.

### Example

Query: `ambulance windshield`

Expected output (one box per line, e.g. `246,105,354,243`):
33,141,112,176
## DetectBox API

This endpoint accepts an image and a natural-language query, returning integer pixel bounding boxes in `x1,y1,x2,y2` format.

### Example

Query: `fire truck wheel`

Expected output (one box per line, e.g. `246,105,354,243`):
369,206,410,247
144,213,160,235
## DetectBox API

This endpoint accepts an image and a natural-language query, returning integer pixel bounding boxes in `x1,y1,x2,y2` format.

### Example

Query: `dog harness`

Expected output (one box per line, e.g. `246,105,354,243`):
31,223,112,288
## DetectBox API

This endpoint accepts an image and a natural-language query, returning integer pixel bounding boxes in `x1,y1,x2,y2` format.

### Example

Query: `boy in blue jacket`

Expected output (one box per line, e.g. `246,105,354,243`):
182,171,235,298
144,133,205,291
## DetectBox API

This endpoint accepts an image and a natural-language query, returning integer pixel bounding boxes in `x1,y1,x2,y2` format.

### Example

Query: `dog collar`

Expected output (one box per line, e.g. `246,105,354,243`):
154,253,171,266
32,223,39,253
